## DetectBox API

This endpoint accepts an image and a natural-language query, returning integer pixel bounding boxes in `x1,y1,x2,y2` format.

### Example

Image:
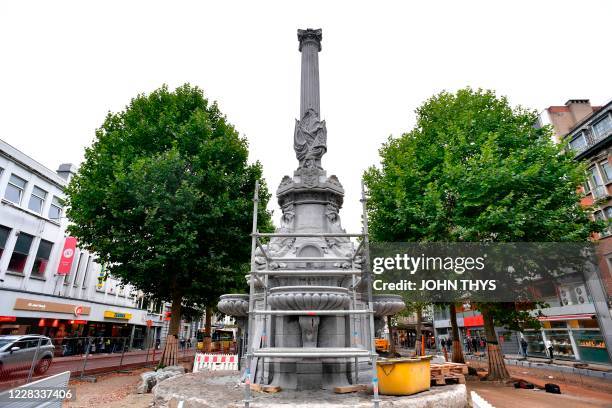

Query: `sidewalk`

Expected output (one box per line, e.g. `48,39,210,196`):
465,353,612,380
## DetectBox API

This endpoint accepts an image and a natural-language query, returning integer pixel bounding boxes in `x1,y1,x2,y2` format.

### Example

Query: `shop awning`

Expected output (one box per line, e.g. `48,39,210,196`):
537,313,595,321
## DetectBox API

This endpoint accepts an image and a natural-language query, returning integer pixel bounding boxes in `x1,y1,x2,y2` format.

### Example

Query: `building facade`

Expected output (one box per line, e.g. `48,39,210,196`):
0,139,166,348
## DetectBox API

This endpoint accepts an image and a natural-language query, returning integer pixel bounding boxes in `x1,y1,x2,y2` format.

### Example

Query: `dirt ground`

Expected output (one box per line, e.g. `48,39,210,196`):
63,364,612,408
64,368,153,408
467,380,612,408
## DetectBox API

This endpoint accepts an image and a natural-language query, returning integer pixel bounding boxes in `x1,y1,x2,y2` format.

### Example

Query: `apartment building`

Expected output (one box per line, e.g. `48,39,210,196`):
0,139,166,347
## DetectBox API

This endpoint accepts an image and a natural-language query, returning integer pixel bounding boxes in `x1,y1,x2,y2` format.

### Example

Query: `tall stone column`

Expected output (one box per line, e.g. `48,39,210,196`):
298,28,322,118
294,28,327,170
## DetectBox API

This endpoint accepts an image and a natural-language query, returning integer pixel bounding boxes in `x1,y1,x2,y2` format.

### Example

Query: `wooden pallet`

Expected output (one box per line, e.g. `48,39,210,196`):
430,362,467,386
431,373,466,385
431,362,468,375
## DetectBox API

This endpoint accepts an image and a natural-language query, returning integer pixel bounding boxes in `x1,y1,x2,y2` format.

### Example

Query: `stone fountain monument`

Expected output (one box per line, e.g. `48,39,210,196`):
218,28,405,393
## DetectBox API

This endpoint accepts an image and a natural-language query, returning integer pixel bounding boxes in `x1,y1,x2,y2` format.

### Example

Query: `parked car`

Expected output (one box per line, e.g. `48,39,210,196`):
0,335,54,375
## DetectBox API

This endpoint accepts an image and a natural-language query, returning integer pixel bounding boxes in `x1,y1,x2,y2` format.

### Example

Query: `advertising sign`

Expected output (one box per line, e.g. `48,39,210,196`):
57,237,77,275
14,298,90,315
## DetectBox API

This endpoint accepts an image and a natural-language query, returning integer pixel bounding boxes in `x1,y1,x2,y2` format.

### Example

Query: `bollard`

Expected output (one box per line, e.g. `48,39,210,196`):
144,336,151,366
26,337,43,383
119,337,127,369
80,337,92,379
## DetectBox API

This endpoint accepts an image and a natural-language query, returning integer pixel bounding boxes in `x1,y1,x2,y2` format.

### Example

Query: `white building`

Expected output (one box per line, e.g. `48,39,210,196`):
0,139,165,347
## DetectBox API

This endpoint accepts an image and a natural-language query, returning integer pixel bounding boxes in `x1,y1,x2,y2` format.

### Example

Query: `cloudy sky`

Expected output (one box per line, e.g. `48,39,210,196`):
1,0,610,232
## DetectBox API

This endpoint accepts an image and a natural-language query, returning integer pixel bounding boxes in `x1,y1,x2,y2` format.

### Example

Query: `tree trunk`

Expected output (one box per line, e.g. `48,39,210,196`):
387,316,396,354
203,306,213,352
449,303,465,364
481,307,510,381
414,307,423,356
160,289,182,367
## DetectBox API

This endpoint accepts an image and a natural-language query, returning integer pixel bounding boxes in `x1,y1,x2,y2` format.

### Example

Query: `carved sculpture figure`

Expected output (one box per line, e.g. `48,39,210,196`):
294,108,327,169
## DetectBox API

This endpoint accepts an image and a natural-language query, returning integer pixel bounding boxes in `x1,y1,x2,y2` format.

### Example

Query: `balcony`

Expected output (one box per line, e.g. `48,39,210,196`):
570,127,612,155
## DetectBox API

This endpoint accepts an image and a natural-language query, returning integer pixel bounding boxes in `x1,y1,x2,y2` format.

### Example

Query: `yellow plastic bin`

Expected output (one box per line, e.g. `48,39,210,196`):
376,356,432,395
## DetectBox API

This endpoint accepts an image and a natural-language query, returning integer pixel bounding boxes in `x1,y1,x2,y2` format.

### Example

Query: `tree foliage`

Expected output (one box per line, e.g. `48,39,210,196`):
364,88,597,244
364,88,599,376
65,84,272,314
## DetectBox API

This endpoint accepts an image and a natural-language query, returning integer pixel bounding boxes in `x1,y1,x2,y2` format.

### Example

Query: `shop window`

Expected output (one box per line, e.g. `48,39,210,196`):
27,186,47,214
574,330,611,364
0,225,10,260
4,174,27,204
577,319,599,329
32,239,53,276
7,232,34,273
545,329,575,359
48,196,62,220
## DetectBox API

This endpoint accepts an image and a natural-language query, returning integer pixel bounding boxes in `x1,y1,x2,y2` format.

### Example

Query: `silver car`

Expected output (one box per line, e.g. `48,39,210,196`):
0,335,54,375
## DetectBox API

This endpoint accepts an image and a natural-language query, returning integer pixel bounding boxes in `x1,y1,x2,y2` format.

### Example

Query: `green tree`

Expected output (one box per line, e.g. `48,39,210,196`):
65,84,272,365
364,88,598,379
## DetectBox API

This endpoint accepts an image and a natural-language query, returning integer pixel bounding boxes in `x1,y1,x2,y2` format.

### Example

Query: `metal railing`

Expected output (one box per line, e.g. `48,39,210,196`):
0,335,197,392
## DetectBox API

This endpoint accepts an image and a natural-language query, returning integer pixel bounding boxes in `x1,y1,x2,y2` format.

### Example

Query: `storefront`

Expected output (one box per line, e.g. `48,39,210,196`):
3,297,150,349
524,314,611,364
2,297,92,337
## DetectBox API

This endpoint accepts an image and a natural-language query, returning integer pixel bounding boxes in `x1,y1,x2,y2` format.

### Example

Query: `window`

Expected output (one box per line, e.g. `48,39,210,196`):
27,186,47,214
593,115,612,138
0,225,10,259
601,161,612,182
4,174,26,204
605,207,612,219
590,166,604,187
588,166,607,198
81,257,93,288
594,210,605,221
31,239,53,277
569,133,587,151
48,196,62,220
7,233,33,273
66,252,83,285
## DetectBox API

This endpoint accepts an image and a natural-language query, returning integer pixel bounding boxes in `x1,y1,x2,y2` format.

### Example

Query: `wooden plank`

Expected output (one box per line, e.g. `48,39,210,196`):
334,385,365,394
262,385,282,393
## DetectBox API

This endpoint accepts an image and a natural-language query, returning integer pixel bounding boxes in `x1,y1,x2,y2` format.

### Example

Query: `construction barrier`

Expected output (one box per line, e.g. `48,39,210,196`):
193,353,238,372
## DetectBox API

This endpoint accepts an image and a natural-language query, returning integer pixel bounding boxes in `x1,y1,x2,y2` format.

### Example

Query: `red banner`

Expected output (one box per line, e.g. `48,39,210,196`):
57,237,77,275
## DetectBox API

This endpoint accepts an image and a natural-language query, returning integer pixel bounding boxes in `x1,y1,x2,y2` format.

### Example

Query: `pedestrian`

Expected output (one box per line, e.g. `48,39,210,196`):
440,337,446,351
472,337,479,353
464,337,471,353
520,337,528,357
545,339,554,360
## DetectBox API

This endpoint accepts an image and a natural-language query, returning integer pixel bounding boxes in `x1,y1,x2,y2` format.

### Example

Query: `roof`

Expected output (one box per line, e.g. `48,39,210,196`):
0,138,68,188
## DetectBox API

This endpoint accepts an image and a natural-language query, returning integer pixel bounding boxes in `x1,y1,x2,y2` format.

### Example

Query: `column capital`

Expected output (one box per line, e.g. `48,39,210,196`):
298,28,322,52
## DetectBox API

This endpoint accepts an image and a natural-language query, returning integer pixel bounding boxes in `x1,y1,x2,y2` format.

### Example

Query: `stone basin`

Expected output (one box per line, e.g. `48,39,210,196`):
217,294,249,317
268,286,350,310
372,294,406,317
